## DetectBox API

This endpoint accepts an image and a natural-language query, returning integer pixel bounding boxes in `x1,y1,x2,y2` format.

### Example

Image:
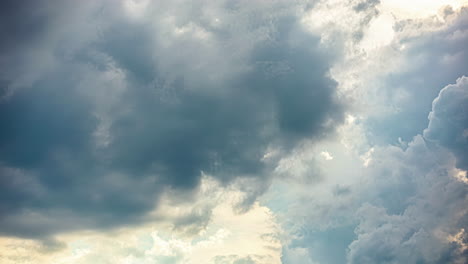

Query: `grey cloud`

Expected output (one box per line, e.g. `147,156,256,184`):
281,74,468,263
0,0,343,238
353,0,380,12
367,7,468,144
345,10,468,261
282,225,356,264
424,76,468,171
276,6,468,264
347,75,468,263
281,139,467,264
348,137,468,264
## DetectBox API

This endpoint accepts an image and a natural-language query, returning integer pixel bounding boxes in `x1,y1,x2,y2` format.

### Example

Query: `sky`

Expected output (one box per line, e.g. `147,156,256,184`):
0,0,467,263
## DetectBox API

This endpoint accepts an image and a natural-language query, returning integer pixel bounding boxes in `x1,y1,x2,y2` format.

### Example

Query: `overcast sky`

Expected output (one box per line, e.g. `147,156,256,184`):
0,0,467,263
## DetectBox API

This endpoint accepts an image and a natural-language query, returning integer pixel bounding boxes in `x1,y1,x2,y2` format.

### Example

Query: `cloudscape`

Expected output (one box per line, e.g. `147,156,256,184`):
0,0,467,263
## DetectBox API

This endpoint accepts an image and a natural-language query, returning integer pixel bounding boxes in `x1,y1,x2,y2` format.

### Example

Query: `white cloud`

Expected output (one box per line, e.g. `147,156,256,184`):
320,151,334,161
381,0,468,19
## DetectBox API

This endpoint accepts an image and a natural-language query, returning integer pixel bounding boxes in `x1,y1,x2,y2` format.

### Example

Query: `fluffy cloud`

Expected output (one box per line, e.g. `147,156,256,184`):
424,76,468,170
276,77,468,263
308,1,468,144
348,136,467,264
365,6,468,143
270,4,468,261
0,0,344,238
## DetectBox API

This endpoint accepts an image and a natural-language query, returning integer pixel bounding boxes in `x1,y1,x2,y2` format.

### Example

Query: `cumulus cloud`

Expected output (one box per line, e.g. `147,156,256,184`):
272,5,468,257
272,4,468,264
0,0,344,238
366,6,468,143
347,135,467,264
308,1,468,144
424,76,468,171
277,82,468,263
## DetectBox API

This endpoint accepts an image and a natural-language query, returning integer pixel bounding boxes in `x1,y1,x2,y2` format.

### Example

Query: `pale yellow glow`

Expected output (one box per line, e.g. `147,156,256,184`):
320,151,334,161
453,169,468,184
447,228,468,256
0,177,282,264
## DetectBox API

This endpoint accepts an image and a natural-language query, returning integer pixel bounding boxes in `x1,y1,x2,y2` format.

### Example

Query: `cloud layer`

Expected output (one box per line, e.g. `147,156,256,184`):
1,1,467,264
0,0,343,238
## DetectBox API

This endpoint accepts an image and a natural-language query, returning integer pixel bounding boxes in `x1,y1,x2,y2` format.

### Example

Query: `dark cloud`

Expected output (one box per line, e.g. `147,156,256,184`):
0,0,343,238
0,0,49,52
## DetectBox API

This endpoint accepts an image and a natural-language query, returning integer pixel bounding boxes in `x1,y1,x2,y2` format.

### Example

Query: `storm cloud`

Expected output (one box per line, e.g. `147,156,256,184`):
0,0,343,238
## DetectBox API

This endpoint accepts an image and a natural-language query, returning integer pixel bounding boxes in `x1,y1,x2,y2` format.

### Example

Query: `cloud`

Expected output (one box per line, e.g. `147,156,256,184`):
366,7,468,143
353,0,381,13
263,4,468,263
308,1,468,144
274,75,468,263
276,87,468,263
424,76,468,171
0,0,344,239
347,135,468,264
0,176,282,264
3,1,467,263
